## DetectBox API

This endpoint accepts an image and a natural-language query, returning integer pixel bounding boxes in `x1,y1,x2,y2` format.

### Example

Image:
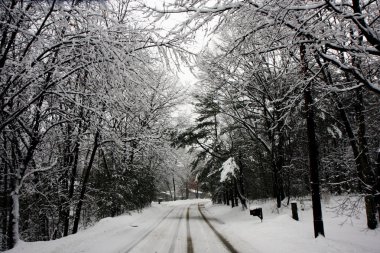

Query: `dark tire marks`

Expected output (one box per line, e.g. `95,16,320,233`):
124,208,175,253
197,204,239,253
186,207,194,253
168,208,185,253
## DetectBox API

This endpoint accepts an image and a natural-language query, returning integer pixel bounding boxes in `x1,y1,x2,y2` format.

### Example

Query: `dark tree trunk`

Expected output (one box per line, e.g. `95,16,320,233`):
173,176,176,201
301,44,325,238
186,183,189,199
63,139,80,236
64,82,85,236
72,130,100,234
354,88,375,193
364,195,377,229
376,149,380,221
230,186,235,208
235,156,248,209
234,179,239,207
1,135,8,250
226,188,230,206
316,53,378,229
61,123,72,237
272,168,283,208
304,83,325,238
7,204,14,249
7,140,17,248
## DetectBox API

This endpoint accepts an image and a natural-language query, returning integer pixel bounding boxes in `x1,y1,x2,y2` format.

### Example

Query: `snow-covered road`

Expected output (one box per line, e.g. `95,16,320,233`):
7,197,380,253
126,203,239,253
125,204,187,253
9,200,244,253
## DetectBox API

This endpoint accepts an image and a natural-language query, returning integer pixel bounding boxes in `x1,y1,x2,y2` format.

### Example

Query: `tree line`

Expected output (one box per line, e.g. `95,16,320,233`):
163,0,380,237
1,0,379,249
0,0,185,250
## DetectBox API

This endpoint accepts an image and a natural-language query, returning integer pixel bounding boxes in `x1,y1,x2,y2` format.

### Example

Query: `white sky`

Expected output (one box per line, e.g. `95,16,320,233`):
136,0,221,123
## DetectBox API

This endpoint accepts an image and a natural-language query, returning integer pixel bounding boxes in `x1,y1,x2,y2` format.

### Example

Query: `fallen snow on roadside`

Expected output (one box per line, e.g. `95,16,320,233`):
204,196,380,253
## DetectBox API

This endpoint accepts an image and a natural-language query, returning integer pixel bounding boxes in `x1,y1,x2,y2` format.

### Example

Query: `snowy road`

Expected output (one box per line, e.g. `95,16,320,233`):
8,198,380,253
124,203,239,253
8,200,245,253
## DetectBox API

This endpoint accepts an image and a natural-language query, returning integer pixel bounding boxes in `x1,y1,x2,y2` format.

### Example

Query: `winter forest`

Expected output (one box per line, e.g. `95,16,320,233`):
0,0,379,251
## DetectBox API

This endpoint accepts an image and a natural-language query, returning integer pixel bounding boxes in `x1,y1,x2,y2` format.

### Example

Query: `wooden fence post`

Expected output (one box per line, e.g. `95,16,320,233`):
291,202,299,221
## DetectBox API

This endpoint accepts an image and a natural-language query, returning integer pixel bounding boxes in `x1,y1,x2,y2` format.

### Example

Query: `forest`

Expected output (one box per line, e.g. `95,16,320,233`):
1,0,379,251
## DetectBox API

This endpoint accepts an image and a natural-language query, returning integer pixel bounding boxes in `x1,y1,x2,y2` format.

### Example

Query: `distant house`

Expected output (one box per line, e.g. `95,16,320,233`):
156,191,172,201
187,188,209,199
156,188,210,202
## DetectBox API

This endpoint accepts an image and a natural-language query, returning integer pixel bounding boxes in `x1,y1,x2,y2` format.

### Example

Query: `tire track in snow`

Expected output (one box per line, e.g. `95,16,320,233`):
197,204,238,253
186,207,194,253
168,207,185,253
123,207,176,253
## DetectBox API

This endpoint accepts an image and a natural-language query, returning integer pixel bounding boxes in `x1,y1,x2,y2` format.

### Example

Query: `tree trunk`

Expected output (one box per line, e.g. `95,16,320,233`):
9,138,19,248
304,83,325,237
173,176,176,201
230,186,235,208
376,148,380,221
7,207,13,249
273,170,281,208
72,130,99,234
10,191,20,246
63,139,80,236
234,179,239,207
8,95,44,245
226,188,230,206
235,157,248,209
1,135,9,250
354,88,375,193
61,123,73,237
186,182,189,199
319,56,378,229
234,177,247,209
301,44,325,238
365,195,377,229
166,180,173,200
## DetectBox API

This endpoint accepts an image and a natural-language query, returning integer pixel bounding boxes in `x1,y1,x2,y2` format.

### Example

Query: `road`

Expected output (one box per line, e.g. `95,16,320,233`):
124,203,240,253
6,201,246,253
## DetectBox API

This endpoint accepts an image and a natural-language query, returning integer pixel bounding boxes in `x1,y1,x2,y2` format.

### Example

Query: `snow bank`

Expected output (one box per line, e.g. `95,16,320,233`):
6,204,172,253
205,196,380,253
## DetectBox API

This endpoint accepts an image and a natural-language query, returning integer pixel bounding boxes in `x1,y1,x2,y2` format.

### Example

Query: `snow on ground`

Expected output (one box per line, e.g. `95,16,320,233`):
205,196,380,253
5,197,380,253
7,204,170,253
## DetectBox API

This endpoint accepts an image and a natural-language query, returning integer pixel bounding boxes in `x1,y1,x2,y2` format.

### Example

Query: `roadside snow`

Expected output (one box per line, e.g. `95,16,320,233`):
7,204,170,253
6,199,206,253
205,196,380,253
